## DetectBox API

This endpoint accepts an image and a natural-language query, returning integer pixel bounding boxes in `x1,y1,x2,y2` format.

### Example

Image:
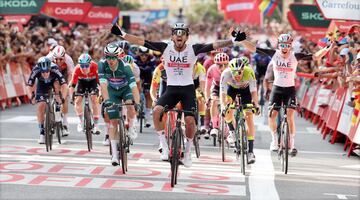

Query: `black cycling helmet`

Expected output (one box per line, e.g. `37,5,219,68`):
138,46,149,54
117,40,130,50
171,22,189,35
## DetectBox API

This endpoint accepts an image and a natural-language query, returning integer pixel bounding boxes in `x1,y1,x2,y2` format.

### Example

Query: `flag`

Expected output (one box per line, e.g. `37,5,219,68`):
258,0,277,16
351,92,360,126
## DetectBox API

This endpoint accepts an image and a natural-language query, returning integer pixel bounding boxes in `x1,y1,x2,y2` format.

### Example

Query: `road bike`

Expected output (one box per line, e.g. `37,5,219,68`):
75,90,99,152
269,100,299,174
160,105,195,187
105,101,134,174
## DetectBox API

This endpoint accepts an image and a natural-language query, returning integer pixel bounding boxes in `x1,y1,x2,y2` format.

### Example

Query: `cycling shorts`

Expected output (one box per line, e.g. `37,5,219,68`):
156,85,196,117
269,85,296,111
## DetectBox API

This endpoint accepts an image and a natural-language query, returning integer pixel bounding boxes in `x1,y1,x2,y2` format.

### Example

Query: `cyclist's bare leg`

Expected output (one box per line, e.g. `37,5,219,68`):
75,96,83,118
153,105,165,132
268,110,278,133
125,99,137,131
90,95,100,130
245,111,255,153
287,108,296,149
185,116,196,139
210,96,220,129
269,109,279,149
37,102,46,124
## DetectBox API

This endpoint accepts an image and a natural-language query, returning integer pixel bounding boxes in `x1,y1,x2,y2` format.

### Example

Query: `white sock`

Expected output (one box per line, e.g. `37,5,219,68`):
290,134,295,149
128,117,137,128
271,131,276,141
185,138,193,155
111,140,119,156
63,114,68,125
158,133,168,149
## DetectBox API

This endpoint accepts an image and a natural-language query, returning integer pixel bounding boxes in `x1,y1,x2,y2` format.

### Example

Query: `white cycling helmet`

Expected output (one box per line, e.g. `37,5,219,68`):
278,33,293,44
52,45,66,58
104,43,122,56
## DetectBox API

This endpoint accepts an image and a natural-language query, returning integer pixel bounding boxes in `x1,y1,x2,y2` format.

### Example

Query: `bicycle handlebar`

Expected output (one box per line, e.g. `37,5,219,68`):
159,105,196,122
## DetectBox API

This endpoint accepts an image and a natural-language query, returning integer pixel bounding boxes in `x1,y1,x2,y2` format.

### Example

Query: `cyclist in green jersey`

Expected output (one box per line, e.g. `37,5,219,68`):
99,43,140,166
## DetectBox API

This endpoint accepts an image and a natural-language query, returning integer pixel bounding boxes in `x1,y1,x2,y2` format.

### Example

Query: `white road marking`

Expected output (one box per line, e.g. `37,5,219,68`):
340,165,360,170
323,193,358,200
249,149,279,200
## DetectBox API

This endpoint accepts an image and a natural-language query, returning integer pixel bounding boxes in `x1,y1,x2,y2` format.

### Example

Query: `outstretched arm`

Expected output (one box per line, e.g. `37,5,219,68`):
111,24,145,46
212,39,234,50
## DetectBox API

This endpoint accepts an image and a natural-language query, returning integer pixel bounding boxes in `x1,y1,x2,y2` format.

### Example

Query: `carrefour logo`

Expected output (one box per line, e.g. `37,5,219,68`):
88,11,113,19
301,12,324,20
0,0,37,8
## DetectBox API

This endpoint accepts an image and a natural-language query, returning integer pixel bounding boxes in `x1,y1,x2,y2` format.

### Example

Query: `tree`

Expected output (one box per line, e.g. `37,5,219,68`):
186,1,224,24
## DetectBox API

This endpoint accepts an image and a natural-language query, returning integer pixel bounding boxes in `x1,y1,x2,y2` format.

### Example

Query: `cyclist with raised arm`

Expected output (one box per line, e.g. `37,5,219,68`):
26,57,67,144
68,53,101,135
47,45,74,136
241,33,331,155
220,57,259,164
205,52,229,139
111,22,247,166
99,43,140,166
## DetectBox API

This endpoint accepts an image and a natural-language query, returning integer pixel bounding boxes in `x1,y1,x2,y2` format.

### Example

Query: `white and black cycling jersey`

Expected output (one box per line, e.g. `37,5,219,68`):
144,40,214,86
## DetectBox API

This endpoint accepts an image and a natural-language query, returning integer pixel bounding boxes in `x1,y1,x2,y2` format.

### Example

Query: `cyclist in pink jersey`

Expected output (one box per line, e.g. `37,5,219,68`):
205,52,229,138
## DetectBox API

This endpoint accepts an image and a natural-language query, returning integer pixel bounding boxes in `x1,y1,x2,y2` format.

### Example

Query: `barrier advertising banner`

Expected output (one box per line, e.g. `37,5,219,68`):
41,2,92,22
83,6,119,24
315,0,360,21
0,0,46,15
289,3,331,28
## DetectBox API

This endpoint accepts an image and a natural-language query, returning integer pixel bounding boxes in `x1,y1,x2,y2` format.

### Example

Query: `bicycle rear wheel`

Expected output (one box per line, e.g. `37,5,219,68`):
55,123,62,144
84,105,92,151
170,128,181,187
193,130,200,158
139,101,144,133
119,118,128,174
220,116,225,162
240,124,246,175
284,121,289,174
44,104,53,152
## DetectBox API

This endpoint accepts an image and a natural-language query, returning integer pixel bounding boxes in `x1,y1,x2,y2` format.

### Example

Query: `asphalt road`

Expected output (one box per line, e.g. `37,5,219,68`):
0,104,359,200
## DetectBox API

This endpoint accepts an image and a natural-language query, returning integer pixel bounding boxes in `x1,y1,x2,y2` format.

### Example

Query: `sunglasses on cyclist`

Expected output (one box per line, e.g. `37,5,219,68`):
80,63,90,69
279,43,291,49
41,69,50,73
172,29,187,37
55,58,64,62
218,64,227,68
106,56,118,60
231,70,243,76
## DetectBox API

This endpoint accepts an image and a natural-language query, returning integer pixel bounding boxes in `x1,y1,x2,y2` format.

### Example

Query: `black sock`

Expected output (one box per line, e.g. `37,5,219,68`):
200,115,204,126
248,140,254,153
227,122,235,131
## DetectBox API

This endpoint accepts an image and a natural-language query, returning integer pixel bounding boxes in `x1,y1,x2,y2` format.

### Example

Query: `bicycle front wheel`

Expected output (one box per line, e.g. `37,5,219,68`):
170,128,181,187
84,105,92,151
284,121,289,174
193,130,200,158
119,118,128,174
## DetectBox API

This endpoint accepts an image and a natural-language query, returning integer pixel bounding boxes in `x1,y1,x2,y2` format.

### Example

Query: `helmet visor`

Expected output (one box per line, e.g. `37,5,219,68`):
172,29,187,36
278,43,291,49
80,63,90,69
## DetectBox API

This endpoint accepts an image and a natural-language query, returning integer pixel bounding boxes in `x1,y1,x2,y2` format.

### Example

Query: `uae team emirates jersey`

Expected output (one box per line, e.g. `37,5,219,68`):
143,40,215,86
